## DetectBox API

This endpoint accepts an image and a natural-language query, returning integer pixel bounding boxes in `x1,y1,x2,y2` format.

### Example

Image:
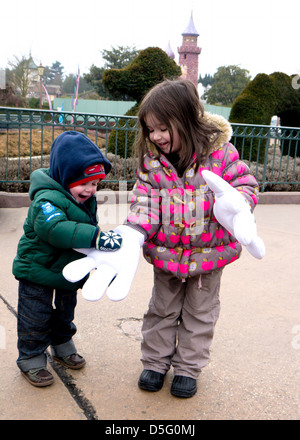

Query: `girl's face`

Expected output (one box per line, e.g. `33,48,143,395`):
70,179,99,203
144,113,181,155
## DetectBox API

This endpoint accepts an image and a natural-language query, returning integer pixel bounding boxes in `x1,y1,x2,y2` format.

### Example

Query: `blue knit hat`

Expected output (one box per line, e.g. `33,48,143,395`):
49,131,112,190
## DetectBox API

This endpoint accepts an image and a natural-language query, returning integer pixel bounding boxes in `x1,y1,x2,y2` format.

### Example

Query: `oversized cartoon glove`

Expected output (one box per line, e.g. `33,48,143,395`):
202,170,265,259
62,226,145,301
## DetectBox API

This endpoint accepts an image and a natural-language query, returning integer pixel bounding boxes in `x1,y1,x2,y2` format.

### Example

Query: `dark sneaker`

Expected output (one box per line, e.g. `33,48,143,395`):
138,369,165,391
52,353,86,370
171,375,197,398
21,368,54,387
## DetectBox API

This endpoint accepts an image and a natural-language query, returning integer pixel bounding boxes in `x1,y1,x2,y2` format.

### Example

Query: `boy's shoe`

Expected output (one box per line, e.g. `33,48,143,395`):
138,369,165,392
21,368,54,387
170,375,197,398
52,353,86,370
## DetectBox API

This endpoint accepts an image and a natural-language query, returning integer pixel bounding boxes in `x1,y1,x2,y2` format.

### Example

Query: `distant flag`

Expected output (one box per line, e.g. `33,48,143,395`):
71,66,80,123
42,83,52,111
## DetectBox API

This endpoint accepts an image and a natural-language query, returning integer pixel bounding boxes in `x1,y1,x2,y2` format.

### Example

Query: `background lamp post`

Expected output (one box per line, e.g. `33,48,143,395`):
37,63,44,109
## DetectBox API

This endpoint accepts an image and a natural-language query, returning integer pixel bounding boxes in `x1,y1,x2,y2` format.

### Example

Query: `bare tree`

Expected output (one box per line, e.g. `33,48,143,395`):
8,54,36,98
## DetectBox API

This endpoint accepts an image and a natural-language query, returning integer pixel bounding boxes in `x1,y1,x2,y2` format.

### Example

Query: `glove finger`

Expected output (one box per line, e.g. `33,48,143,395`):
106,245,142,301
62,257,96,282
246,236,266,259
202,170,227,194
106,262,139,302
106,274,132,301
81,264,117,301
233,211,256,245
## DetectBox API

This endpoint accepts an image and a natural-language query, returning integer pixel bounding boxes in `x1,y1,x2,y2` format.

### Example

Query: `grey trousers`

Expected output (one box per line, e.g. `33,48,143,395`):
141,267,223,379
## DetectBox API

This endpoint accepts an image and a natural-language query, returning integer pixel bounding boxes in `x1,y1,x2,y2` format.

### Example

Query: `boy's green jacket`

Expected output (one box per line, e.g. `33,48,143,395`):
12,168,99,291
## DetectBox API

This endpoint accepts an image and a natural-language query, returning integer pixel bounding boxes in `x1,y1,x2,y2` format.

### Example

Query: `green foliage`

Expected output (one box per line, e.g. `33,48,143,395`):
104,47,181,158
204,65,251,106
28,97,40,108
102,46,139,69
198,73,214,88
45,61,64,86
230,74,277,124
102,47,182,103
62,73,93,96
84,46,139,100
230,72,300,160
107,104,138,158
83,65,110,98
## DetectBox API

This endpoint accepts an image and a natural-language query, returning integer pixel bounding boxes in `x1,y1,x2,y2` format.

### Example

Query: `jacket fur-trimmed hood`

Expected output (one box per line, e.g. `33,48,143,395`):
204,111,233,152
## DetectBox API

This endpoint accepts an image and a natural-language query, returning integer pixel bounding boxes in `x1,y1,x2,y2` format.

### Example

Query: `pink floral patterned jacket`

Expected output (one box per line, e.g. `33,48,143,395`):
126,113,260,279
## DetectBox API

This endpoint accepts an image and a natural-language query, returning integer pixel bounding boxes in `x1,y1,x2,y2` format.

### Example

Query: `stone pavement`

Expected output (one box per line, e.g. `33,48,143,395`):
0,199,299,420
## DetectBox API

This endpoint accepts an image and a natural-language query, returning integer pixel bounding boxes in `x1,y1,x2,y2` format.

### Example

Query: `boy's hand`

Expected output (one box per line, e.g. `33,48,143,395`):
95,230,122,251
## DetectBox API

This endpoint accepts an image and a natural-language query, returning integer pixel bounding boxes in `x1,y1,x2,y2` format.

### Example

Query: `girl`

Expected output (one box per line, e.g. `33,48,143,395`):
63,79,260,398
125,78,260,398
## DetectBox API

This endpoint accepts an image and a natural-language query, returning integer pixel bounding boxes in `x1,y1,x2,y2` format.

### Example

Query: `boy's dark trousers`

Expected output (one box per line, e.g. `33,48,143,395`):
17,279,78,372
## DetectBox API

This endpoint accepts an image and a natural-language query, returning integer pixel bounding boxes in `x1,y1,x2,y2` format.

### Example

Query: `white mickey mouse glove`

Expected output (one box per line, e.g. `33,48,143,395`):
202,170,265,259
62,226,145,301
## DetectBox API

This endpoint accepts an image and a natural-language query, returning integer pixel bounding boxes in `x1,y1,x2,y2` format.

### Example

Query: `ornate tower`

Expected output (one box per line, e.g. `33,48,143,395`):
178,12,201,86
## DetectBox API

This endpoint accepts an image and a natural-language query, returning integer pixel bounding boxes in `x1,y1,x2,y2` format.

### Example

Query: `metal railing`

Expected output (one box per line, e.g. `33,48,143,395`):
0,107,300,192
0,107,138,187
231,123,300,191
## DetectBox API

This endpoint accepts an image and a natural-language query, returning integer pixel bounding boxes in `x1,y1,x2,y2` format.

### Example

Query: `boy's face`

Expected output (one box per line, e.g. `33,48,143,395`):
69,179,99,203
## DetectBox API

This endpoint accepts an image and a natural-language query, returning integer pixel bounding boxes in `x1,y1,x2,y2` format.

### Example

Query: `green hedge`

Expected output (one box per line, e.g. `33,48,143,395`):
107,104,138,158
230,72,300,161
102,47,182,103
1,148,300,193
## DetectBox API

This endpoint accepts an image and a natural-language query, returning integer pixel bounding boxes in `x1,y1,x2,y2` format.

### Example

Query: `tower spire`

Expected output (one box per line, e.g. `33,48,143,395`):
165,41,175,60
182,11,199,37
178,12,201,86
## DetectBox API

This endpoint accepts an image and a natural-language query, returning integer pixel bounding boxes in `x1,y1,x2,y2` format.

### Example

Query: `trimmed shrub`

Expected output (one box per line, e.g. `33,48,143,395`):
102,47,182,103
103,47,181,159
230,72,300,160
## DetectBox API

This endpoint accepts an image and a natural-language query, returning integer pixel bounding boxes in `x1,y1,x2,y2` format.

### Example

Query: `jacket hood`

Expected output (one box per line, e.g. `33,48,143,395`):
49,131,112,191
29,168,69,200
203,111,233,152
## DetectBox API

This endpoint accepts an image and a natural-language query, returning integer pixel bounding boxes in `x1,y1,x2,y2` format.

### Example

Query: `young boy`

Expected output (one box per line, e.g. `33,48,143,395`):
12,131,122,387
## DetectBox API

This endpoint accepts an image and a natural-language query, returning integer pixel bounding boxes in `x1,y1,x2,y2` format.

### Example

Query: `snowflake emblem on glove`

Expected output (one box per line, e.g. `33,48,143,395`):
97,230,123,251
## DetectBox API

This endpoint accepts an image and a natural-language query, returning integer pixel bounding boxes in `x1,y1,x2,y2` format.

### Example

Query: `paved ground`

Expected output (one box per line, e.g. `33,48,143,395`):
0,201,299,421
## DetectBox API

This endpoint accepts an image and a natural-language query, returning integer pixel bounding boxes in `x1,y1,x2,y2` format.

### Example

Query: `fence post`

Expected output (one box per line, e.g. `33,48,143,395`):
261,130,271,193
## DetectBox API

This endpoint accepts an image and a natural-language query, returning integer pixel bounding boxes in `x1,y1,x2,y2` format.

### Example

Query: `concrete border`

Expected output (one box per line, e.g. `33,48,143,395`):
0,192,31,208
258,191,300,204
0,190,299,208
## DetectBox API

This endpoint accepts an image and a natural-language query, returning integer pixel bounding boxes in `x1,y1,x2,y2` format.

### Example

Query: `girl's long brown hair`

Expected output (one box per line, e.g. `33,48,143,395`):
137,78,222,174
